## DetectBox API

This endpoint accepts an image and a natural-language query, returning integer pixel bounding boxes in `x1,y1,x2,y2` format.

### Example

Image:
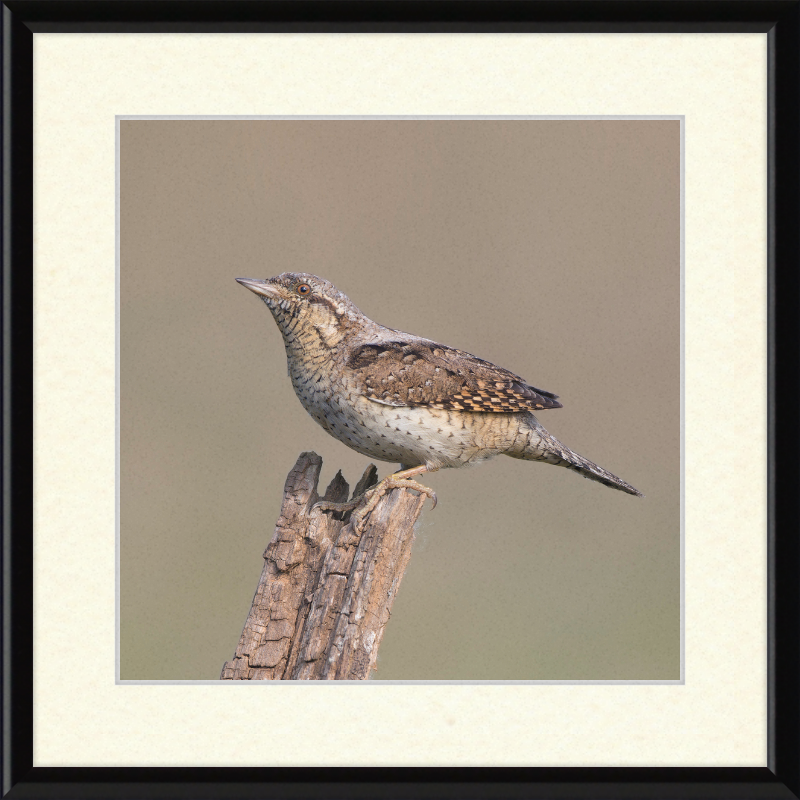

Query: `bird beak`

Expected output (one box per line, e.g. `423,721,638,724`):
235,278,281,299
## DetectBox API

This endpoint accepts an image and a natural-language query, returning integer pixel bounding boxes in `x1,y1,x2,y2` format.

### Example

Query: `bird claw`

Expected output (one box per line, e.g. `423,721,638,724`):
386,478,437,510
311,476,437,528
349,477,436,530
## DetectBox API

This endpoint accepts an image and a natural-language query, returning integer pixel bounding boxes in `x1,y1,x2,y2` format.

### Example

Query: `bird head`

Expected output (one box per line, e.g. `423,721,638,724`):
235,272,362,348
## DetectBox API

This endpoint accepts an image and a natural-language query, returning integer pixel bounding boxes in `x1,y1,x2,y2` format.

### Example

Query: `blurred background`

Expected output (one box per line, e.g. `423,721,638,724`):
120,119,679,680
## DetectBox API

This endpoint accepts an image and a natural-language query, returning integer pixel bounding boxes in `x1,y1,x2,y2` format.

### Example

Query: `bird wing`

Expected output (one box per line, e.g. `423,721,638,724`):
346,339,562,412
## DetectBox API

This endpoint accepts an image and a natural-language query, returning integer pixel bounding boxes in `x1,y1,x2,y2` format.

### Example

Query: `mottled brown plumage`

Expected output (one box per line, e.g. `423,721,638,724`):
348,340,562,412
236,272,642,497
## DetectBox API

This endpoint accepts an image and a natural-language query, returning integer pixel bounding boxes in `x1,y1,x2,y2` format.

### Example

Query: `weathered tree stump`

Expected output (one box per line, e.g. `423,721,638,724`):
220,452,429,680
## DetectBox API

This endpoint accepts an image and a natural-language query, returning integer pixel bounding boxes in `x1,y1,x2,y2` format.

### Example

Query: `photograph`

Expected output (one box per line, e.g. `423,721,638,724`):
119,118,680,681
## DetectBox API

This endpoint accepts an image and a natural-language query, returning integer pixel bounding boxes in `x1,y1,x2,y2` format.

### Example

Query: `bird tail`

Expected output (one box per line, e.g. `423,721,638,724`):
509,416,643,497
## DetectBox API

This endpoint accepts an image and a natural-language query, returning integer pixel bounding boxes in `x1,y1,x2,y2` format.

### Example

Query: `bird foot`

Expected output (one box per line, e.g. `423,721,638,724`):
349,477,436,531
311,476,437,529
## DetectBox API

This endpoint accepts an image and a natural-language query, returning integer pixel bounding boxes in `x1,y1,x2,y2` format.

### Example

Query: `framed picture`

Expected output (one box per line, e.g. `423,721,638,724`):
4,1,798,798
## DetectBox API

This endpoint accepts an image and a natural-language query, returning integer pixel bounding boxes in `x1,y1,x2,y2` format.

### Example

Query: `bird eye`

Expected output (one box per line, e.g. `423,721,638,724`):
297,283,311,295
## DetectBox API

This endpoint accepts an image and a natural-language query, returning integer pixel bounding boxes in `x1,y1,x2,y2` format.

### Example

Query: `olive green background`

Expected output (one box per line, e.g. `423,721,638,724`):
120,119,680,681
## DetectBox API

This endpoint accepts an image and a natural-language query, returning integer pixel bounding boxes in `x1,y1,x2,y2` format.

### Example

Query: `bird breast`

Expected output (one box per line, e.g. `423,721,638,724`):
287,351,526,468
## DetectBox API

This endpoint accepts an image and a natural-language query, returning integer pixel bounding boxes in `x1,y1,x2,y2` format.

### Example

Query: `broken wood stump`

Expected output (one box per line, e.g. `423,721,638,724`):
220,452,430,680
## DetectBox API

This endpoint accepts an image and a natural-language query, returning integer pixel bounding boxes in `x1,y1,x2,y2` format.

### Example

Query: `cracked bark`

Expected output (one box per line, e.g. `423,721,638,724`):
220,451,428,680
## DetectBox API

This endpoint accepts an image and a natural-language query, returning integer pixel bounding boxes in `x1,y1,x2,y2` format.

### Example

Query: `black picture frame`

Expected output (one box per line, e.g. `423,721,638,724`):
2,2,798,798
